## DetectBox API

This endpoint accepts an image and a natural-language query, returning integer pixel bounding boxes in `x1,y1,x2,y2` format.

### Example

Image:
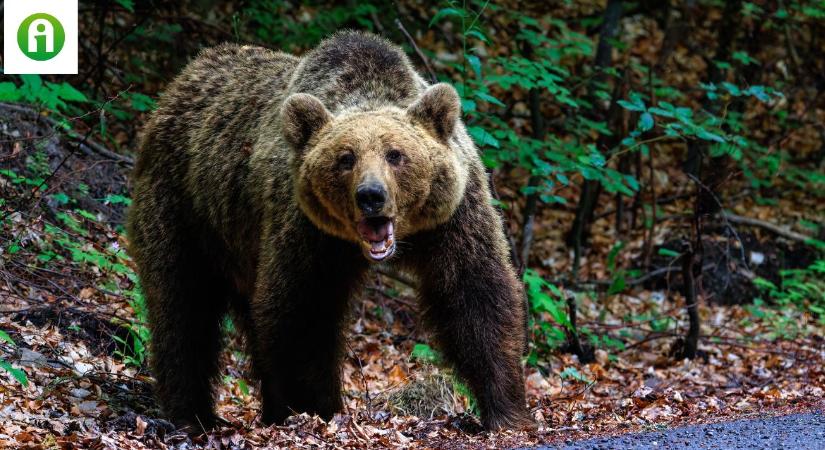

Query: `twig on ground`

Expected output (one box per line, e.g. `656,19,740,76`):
565,262,715,288
622,332,681,352
724,213,816,244
376,267,418,288
346,341,373,416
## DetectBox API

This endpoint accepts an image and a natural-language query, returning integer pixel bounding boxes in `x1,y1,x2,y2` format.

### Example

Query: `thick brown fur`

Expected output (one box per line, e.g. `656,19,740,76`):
126,31,531,432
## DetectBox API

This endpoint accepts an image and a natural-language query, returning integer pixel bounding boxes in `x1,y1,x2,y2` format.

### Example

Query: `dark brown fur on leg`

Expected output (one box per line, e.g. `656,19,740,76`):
404,174,533,431
248,213,368,424
128,184,228,432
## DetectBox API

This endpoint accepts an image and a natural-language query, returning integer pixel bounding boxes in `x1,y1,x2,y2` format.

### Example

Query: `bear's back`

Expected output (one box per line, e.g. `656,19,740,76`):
136,44,296,175
132,44,299,264
288,31,426,112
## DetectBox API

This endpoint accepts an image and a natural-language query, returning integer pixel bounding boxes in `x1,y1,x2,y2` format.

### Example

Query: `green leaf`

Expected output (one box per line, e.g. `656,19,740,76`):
474,91,505,107
745,85,770,102
625,174,640,191
617,99,644,112
0,330,15,346
466,54,482,79
649,106,674,119
429,8,464,27
721,82,742,96
56,83,88,102
0,82,22,102
560,366,591,383
696,129,726,143
468,126,500,148
658,248,681,258
20,74,43,93
75,209,98,221
461,98,477,112
237,378,250,396
465,29,489,43
115,0,135,11
127,92,157,112
0,360,28,387
410,343,441,364
638,112,654,132
100,194,131,206
732,51,758,66
608,275,626,295
51,192,71,205
607,241,624,273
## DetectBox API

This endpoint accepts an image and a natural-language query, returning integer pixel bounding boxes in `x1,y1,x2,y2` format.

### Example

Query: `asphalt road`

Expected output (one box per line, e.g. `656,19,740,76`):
535,411,825,450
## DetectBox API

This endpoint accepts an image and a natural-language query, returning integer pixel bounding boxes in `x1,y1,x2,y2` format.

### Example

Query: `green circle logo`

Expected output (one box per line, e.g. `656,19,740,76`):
17,13,65,61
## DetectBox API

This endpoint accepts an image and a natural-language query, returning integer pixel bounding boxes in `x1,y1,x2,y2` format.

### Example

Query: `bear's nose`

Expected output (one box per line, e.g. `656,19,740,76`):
356,183,387,216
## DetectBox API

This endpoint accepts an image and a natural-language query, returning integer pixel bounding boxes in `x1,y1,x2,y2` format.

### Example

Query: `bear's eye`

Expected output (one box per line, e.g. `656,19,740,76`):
337,153,356,171
386,149,404,166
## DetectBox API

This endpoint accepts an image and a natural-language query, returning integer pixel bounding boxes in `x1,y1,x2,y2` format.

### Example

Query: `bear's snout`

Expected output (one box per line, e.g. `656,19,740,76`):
355,182,387,217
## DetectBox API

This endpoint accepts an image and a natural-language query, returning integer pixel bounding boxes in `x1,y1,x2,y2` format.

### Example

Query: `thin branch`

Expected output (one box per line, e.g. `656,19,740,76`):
724,213,816,244
679,243,699,360
686,172,748,269
395,19,438,84
0,102,135,165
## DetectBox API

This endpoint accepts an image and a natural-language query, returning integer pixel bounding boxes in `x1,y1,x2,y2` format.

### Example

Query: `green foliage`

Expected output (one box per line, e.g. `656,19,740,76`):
559,366,591,384
0,75,88,113
0,168,46,190
617,82,783,179
747,259,825,335
0,330,29,387
410,343,441,365
113,286,149,367
223,374,251,402
3,178,149,367
523,269,569,362
238,0,380,51
433,4,638,206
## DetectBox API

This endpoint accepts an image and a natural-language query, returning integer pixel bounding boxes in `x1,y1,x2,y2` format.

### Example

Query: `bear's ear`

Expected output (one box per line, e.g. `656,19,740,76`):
407,83,461,142
281,93,333,152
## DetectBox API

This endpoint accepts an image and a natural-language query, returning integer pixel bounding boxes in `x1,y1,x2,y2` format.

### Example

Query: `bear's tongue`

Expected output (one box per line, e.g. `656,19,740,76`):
357,217,393,244
356,217,396,261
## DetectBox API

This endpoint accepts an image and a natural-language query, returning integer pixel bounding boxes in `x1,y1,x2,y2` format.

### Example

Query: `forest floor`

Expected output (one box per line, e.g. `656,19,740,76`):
1,106,824,449
1,264,824,449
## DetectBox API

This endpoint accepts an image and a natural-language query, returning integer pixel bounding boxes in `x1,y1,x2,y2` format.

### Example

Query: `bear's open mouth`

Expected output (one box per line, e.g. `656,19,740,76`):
356,216,396,261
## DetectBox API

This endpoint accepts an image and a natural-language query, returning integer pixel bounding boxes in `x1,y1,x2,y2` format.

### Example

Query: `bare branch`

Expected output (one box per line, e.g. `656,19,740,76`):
394,19,438,84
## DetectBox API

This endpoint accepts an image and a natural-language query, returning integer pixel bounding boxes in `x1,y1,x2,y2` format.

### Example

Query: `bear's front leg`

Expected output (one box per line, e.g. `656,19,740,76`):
406,184,533,431
248,217,369,425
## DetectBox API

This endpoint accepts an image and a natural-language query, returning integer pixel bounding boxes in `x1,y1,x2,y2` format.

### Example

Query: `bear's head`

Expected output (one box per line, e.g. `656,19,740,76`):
282,83,468,262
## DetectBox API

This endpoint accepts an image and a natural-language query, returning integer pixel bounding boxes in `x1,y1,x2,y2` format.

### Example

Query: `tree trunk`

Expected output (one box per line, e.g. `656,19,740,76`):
566,0,623,252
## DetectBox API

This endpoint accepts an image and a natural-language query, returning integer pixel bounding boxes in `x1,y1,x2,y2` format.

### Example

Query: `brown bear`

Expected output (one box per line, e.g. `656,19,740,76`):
126,30,530,431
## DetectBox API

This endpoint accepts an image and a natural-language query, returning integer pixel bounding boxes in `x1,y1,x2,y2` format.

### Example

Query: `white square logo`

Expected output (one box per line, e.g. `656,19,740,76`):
3,0,78,74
